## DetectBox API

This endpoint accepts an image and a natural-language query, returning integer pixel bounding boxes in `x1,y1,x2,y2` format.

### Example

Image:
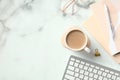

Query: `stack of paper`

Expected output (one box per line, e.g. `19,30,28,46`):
84,0,120,63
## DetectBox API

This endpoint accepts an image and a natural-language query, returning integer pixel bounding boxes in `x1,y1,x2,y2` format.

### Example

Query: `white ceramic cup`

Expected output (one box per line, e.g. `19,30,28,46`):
61,27,90,53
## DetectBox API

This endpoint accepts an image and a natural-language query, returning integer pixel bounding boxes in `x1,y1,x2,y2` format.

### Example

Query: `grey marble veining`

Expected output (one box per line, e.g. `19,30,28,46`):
0,0,63,79
0,0,36,47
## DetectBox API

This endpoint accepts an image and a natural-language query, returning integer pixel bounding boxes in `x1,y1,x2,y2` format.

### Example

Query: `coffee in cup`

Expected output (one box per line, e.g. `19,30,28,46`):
61,27,90,53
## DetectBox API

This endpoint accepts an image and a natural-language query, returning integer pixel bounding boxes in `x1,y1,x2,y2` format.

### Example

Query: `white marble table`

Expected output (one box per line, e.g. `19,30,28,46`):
0,0,120,80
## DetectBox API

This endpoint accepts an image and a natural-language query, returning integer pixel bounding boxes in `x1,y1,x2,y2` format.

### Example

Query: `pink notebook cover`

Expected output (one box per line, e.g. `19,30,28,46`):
84,0,120,63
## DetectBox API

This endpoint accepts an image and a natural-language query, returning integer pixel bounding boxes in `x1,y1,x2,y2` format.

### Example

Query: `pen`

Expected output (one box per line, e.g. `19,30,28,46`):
104,4,117,55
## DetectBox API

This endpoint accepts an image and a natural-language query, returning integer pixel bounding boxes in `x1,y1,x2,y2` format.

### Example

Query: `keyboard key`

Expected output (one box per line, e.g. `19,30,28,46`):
116,77,120,80
111,75,116,80
95,66,99,69
88,67,93,72
79,64,83,69
75,78,80,80
84,71,89,76
89,77,93,80
102,72,107,77
74,63,79,67
85,63,90,66
75,68,79,72
81,61,85,64
84,66,88,70
94,74,98,79
68,66,74,71
65,74,75,80
66,70,74,75
98,76,103,80
110,71,114,74
100,68,104,71
93,69,97,73
74,72,79,77
79,74,84,79
90,65,95,68
71,58,75,61
105,69,109,73
115,73,119,76
69,61,74,66
84,75,88,80
107,73,112,78
76,59,80,63
89,73,94,77
98,71,102,75
80,70,84,74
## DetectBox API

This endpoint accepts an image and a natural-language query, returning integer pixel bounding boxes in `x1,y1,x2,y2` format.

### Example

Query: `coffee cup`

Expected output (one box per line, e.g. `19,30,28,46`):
61,27,90,53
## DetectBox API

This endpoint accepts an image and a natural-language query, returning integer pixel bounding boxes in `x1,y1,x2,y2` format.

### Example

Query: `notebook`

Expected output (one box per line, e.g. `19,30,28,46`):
83,0,120,63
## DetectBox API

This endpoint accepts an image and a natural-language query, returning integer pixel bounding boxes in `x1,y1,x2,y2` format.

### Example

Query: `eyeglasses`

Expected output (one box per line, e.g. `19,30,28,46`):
61,0,95,15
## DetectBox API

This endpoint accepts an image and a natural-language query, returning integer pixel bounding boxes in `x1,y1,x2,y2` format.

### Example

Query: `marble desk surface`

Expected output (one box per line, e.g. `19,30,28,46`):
0,0,120,80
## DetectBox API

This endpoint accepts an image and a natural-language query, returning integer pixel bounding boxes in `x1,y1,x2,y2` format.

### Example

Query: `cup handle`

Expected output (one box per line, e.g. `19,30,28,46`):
84,47,91,53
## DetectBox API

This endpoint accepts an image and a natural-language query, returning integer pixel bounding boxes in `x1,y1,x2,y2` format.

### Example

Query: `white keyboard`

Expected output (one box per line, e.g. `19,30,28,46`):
62,55,120,80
